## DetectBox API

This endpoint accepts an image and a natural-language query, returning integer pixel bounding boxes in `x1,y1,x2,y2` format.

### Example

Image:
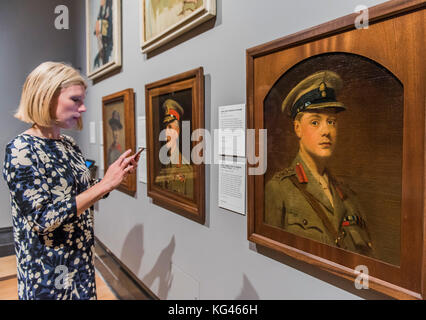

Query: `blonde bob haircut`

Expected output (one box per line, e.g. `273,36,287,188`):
15,61,87,130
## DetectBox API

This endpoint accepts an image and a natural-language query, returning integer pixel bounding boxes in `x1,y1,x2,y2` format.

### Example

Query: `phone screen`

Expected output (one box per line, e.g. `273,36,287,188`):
85,160,95,168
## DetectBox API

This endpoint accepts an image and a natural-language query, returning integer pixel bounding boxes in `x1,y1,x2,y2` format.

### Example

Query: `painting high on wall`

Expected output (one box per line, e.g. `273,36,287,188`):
144,0,203,41
86,0,122,80
141,0,216,53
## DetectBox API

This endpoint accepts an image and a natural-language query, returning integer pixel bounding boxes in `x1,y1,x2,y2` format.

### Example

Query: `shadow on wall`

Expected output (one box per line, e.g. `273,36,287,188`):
142,235,176,299
120,224,144,276
235,274,260,300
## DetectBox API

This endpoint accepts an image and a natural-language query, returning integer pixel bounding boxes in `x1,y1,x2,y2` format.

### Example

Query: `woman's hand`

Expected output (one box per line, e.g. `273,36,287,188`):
75,150,140,216
101,149,140,193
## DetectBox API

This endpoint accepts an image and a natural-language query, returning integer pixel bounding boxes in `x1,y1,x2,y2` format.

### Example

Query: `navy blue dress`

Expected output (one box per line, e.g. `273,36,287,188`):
3,133,98,300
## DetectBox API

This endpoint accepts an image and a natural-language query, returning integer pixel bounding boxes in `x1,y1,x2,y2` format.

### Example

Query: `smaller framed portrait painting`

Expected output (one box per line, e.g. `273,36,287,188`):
102,88,136,196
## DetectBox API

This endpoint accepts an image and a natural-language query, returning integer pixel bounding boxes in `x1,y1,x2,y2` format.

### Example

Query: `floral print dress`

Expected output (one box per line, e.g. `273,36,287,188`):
3,133,99,300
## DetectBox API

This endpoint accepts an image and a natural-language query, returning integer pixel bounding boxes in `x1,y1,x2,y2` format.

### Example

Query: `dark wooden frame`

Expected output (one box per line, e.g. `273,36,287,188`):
102,88,136,196
145,67,205,224
246,0,425,299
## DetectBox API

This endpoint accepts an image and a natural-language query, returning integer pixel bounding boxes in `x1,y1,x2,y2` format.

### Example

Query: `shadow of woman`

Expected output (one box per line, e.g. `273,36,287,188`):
142,235,176,299
235,274,260,300
120,224,145,277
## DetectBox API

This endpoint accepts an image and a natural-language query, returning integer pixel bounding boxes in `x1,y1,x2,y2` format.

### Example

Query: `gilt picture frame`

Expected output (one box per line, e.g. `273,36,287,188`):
140,0,216,54
145,67,205,224
86,0,122,80
246,0,425,299
102,88,136,196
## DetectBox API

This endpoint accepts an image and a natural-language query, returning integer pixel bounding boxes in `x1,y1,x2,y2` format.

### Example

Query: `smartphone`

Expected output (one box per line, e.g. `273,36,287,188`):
133,147,145,161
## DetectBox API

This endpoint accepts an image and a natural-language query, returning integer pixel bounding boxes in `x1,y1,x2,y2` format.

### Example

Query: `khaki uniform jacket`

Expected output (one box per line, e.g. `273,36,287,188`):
265,154,373,256
155,153,194,200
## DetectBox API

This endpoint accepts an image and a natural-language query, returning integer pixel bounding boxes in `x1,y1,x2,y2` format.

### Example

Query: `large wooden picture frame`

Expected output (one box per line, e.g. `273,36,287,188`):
102,89,136,196
145,68,205,224
140,0,216,54
246,0,425,299
86,0,122,80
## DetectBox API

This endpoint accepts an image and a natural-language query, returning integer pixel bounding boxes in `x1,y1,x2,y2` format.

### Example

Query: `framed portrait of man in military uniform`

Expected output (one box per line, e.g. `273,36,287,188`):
102,88,136,196
145,67,205,224
246,0,425,299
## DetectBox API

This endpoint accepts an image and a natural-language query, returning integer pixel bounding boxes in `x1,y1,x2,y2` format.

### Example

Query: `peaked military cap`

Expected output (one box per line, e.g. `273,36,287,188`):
162,99,184,124
282,70,346,120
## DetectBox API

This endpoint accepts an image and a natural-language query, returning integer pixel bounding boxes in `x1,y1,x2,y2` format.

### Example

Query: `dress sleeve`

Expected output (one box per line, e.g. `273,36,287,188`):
3,137,78,235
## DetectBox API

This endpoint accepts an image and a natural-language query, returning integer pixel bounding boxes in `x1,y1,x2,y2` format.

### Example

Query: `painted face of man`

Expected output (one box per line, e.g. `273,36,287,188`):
52,85,86,129
165,119,180,150
294,111,338,160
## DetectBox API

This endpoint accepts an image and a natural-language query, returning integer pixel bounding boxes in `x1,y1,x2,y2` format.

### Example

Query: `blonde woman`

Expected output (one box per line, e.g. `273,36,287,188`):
2,61,139,300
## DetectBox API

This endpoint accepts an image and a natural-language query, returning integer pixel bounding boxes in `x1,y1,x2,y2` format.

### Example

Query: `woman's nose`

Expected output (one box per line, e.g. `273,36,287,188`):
79,104,87,113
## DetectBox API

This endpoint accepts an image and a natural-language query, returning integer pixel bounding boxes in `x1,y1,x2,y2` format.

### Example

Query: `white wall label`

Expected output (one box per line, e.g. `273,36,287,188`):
218,104,245,157
89,121,96,144
138,116,147,148
218,156,246,215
